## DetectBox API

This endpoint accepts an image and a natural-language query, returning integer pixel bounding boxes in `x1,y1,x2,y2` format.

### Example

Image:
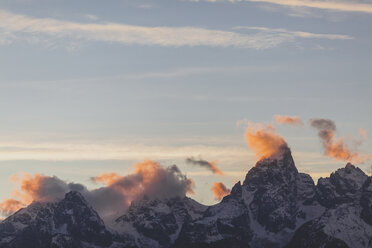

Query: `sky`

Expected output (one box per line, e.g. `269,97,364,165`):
0,0,371,210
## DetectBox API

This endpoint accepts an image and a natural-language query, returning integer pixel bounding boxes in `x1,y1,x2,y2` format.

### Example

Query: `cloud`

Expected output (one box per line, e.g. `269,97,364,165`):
359,128,367,140
310,118,370,164
9,174,74,204
0,199,25,216
131,160,194,198
211,182,231,200
236,118,250,127
193,0,372,14
233,26,353,40
245,122,289,160
92,173,122,186
186,157,224,175
0,160,194,222
274,115,304,126
247,0,372,14
0,9,352,49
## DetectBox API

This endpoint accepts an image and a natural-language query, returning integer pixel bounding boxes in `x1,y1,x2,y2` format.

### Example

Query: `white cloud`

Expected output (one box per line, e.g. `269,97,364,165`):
193,0,372,14
0,9,352,49
233,26,353,40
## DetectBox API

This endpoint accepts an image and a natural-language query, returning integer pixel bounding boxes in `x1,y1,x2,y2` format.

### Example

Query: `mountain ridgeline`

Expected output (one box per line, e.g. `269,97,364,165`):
1,147,371,248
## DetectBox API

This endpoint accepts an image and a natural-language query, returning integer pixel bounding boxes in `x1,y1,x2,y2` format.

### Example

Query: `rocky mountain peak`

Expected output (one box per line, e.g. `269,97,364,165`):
345,162,354,168
64,191,87,205
0,191,124,248
254,146,294,168
229,181,242,198
335,163,368,188
317,163,368,208
243,146,297,187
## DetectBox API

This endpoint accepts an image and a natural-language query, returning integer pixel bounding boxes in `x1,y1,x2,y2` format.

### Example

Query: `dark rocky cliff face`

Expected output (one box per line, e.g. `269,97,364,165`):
243,147,301,233
361,178,372,225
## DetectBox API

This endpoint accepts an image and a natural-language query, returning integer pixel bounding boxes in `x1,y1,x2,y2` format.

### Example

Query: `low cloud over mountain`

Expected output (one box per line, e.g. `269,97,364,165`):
0,160,194,222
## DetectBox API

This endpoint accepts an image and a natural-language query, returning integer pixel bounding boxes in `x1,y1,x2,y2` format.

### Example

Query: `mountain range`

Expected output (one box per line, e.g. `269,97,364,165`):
1,147,371,248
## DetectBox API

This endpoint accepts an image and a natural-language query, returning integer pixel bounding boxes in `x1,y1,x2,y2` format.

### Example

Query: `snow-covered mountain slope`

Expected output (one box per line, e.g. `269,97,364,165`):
0,191,133,248
287,164,372,248
113,197,207,248
317,163,368,207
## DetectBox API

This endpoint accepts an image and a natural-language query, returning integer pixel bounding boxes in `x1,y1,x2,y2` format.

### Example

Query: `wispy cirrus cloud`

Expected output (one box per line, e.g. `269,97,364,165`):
0,9,352,49
233,26,353,40
193,0,372,14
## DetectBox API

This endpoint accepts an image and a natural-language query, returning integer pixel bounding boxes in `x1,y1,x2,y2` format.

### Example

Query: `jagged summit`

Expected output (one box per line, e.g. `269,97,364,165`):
255,145,292,164
345,162,354,167
335,163,368,188
253,146,295,171
229,181,242,198
0,190,128,248
317,162,368,208
64,190,87,204
244,146,297,186
318,162,368,191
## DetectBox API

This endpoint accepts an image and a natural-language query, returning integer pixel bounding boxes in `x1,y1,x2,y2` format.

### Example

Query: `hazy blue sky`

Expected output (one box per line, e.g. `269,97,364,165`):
0,0,371,206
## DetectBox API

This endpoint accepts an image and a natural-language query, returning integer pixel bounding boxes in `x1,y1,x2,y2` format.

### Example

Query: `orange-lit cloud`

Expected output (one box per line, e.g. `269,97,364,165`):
8,174,70,205
0,198,25,216
211,182,231,201
92,173,122,186
359,128,367,140
133,160,195,197
245,122,288,160
9,174,19,183
310,119,370,164
274,115,303,126
186,157,224,175
0,160,194,221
